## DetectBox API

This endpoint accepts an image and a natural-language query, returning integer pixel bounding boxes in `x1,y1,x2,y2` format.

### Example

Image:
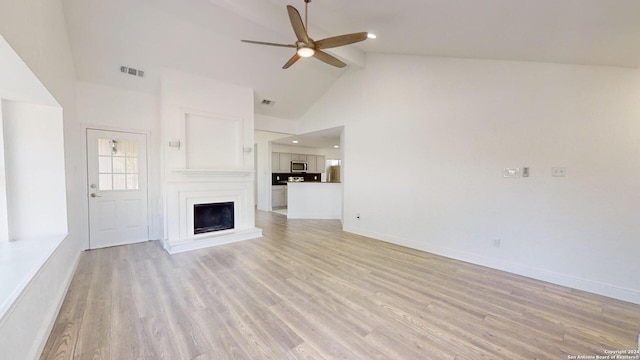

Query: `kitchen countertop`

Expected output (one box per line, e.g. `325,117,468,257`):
273,181,332,185
287,181,340,184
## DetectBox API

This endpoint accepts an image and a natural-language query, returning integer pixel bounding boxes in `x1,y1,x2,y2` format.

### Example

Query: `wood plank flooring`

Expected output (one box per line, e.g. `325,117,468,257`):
41,210,640,359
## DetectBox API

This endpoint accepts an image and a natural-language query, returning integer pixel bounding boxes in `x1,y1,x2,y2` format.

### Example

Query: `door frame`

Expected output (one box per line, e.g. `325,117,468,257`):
81,124,152,250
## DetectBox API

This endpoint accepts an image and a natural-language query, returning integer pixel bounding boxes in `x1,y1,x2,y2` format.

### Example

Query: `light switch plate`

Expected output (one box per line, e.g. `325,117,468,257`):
503,168,520,178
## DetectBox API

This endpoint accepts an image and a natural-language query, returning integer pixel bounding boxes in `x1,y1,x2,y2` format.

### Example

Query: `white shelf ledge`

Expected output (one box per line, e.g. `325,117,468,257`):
0,234,67,321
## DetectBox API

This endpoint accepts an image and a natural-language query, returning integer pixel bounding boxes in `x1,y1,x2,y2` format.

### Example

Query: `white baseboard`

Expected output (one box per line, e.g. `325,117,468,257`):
344,225,640,305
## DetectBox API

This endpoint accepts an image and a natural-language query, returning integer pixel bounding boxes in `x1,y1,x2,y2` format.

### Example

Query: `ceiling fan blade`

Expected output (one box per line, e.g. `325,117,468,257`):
286,5,310,44
313,50,346,68
241,40,296,48
283,54,301,69
315,32,368,50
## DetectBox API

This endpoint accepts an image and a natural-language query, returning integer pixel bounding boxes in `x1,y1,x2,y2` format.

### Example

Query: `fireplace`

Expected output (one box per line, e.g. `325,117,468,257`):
194,202,234,234
164,170,261,254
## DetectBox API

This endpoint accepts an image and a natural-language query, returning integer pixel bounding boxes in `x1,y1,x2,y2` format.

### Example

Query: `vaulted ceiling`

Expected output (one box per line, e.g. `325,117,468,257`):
62,0,640,120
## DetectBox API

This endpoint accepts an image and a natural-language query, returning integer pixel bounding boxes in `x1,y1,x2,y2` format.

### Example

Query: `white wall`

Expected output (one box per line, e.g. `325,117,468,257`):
2,101,67,239
161,69,255,176
76,81,162,241
0,0,80,358
299,53,640,304
255,113,300,134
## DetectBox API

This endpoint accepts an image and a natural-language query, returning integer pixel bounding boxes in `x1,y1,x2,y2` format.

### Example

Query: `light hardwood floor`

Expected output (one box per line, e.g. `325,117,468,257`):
41,210,640,359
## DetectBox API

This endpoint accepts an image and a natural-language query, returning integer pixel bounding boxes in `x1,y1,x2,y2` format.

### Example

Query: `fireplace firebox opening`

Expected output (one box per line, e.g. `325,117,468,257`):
194,202,234,234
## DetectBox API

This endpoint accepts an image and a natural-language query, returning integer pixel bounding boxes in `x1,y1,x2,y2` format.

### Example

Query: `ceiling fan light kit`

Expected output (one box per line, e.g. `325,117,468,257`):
241,0,369,69
297,46,315,58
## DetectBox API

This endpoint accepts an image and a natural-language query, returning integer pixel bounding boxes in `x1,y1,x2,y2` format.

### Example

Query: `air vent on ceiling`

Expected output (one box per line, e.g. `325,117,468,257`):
120,66,144,78
261,99,275,106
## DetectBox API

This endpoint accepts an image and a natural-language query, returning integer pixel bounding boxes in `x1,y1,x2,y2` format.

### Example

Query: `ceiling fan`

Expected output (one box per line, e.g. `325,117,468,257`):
241,0,368,69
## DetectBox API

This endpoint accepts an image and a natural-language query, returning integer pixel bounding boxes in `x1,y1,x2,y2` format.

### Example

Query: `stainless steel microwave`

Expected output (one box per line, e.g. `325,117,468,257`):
291,161,308,173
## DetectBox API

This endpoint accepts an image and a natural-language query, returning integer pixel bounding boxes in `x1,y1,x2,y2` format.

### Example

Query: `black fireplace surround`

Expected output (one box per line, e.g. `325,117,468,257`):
194,202,234,234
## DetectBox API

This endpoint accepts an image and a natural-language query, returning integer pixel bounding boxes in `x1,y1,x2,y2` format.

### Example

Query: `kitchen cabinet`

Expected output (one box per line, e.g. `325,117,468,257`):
273,152,296,172
278,153,291,172
272,152,326,173
304,155,326,173
271,152,280,172
306,155,316,173
272,185,287,208
315,155,326,173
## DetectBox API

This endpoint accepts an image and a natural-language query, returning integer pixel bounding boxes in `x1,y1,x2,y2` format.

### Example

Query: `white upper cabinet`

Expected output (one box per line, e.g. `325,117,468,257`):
272,152,327,173
306,155,317,173
315,155,326,173
271,152,280,172
278,153,291,172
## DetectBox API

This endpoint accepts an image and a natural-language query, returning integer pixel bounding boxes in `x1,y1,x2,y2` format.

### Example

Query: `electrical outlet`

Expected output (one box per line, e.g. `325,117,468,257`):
493,238,501,248
552,167,566,177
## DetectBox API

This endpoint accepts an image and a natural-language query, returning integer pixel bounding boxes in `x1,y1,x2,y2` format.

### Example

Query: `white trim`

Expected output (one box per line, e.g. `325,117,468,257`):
343,225,640,305
0,100,8,242
81,124,152,250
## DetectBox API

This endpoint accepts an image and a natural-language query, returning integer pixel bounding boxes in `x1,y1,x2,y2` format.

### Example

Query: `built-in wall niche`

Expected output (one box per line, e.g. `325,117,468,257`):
183,111,243,169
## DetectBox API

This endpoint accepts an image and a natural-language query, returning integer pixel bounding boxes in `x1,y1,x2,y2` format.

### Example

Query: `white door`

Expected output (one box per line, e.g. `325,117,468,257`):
86,129,148,249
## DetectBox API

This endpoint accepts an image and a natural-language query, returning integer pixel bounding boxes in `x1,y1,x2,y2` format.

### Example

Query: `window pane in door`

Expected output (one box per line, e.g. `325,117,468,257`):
112,141,125,156
98,138,112,156
98,156,112,173
126,157,138,173
126,142,138,156
96,138,140,191
99,174,113,190
112,157,126,173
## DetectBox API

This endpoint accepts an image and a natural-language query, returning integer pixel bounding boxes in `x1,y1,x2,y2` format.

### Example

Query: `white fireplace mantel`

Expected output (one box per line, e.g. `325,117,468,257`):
163,172,261,254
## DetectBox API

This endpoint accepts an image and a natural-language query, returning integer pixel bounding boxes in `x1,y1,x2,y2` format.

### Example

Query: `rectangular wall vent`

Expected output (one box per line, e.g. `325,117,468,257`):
120,66,144,78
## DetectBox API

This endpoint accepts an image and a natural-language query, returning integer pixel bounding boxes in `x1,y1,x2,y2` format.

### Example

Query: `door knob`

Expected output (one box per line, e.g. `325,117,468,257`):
90,193,101,198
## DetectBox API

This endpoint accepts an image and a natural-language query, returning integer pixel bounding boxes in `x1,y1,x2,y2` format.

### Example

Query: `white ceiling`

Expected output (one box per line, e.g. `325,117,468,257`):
272,126,342,149
62,0,640,120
